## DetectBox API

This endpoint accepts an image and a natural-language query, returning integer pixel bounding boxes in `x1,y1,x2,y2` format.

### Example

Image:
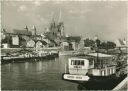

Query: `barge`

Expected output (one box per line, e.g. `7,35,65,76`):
1,51,58,64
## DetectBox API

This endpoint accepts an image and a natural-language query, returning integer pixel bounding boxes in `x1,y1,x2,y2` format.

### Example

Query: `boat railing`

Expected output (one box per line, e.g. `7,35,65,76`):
65,63,69,73
94,64,116,69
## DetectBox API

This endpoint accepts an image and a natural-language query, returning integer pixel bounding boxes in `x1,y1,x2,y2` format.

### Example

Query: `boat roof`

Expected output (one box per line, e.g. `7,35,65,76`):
69,53,113,60
87,53,113,58
69,57,87,59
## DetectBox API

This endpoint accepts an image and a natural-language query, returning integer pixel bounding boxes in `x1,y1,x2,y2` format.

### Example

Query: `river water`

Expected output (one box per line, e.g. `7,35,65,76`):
1,56,78,90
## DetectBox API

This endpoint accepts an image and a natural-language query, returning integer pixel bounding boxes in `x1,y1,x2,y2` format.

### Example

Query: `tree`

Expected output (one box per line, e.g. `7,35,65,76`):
106,41,116,49
99,41,116,53
95,39,101,48
100,42,107,49
84,38,95,47
100,41,116,49
1,35,12,44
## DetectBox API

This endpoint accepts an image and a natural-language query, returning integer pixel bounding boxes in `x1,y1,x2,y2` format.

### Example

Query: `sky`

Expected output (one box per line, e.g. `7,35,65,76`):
2,1,127,41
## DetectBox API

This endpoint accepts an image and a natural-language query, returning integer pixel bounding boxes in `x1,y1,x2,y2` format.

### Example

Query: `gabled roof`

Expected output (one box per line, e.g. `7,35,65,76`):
13,29,32,35
36,40,47,45
64,36,81,42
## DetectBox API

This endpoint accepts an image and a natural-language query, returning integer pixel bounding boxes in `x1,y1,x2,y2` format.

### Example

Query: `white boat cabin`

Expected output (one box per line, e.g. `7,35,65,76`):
68,53,116,77
68,57,94,75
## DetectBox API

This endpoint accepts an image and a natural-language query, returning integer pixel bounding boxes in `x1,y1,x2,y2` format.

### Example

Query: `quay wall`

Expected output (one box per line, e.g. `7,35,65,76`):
1,47,61,54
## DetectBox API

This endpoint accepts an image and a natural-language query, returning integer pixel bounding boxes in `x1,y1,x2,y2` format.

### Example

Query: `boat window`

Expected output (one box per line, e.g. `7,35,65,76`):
77,61,80,65
71,60,74,65
81,61,84,65
74,61,79,65
89,60,93,65
71,60,84,66
74,60,77,65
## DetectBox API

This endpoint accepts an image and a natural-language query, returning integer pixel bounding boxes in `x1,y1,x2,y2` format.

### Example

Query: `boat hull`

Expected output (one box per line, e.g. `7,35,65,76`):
62,73,127,90
77,74,127,90
62,73,89,81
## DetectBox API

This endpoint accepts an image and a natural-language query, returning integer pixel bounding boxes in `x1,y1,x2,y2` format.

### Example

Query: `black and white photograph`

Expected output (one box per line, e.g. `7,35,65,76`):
1,0,128,90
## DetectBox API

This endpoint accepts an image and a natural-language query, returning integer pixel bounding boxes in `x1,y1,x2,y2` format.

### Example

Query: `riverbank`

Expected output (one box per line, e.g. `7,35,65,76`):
1,47,59,64
1,47,61,53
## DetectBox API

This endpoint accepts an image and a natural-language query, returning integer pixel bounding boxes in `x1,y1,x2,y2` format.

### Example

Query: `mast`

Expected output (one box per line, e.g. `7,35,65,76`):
58,8,65,37
94,35,99,68
96,41,99,67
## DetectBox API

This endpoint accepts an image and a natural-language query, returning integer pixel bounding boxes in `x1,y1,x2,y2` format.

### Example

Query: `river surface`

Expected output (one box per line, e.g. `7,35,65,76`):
1,56,78,90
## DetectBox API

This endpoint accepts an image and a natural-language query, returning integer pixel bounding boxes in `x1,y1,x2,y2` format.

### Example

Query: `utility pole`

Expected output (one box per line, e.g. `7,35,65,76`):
94,35,99,68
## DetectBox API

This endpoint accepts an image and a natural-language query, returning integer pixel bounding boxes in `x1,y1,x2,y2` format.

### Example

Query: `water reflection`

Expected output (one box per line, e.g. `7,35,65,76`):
36,61,43,71
1,56,78,90
25,62,29,70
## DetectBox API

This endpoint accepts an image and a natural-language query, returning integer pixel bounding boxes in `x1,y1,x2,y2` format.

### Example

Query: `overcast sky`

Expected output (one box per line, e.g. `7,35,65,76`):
2,1,127,41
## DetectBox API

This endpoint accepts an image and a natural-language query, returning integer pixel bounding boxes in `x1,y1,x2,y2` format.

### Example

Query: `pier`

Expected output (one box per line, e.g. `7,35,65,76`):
113,76,128,90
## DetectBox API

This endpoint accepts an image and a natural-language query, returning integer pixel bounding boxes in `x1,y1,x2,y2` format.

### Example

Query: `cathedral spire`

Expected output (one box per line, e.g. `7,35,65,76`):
33,25,37,35
58,8,62,23
24,25,28,32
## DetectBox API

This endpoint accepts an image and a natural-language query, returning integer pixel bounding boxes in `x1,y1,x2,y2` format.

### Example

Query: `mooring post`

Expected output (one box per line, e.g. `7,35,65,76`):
65,64,67,73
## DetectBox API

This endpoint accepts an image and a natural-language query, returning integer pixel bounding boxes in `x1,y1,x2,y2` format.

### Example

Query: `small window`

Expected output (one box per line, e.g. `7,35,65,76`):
71,60,85,66
70,60,85,66
89,60,93,65
77,61,80,65
74,60,77,65
71,60,74,65
81,61,84,65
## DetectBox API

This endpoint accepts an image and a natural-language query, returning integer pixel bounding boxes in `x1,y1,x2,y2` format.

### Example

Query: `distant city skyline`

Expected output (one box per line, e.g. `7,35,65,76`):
2,1,127,41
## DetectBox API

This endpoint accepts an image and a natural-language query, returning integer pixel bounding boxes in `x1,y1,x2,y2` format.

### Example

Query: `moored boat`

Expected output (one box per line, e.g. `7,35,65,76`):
63,53,116,82
1,51,59,64
62,52,127,90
